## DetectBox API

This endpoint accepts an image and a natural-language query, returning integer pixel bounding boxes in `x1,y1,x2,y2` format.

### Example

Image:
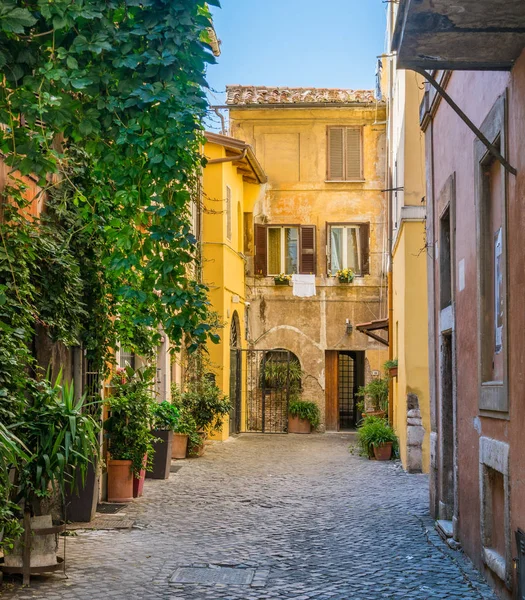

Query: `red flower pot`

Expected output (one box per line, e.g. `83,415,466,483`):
132,454,147,498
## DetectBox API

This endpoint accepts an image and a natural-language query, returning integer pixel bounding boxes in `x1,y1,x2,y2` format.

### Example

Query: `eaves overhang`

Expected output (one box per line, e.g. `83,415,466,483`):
204,131,268,185
392,0,525,71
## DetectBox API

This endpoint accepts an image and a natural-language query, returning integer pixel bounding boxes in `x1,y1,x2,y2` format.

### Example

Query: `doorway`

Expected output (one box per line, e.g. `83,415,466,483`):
229,313,242,435
325,350,365,431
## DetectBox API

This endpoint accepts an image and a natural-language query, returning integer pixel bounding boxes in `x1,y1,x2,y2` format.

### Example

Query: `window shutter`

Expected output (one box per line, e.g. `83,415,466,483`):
328,128,344,180
300,226,316,274
360,223,370,275
346,128,362,180
254,224,267,276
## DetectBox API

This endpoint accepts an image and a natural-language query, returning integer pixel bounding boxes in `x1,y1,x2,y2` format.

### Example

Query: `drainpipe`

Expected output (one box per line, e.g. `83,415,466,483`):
207,148,247,165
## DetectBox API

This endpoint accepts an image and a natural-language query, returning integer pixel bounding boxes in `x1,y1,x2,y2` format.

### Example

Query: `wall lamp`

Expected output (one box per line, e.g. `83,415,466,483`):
346,319,353,334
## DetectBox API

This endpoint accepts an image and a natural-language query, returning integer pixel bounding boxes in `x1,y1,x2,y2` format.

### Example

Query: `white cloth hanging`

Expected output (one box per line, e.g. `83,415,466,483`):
291,274,316,298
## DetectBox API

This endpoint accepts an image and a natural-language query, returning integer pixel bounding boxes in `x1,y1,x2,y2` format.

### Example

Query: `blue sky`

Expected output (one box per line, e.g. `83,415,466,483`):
206,0,387,111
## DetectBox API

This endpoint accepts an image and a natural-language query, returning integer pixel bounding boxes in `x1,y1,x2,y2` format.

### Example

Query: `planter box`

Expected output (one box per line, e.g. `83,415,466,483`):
338,277,354,284
373,442,393,461
147,430,173,480
64,460,100,522
172,433,189,459
288,415,311,434
107,459,133,503
274,279,290,286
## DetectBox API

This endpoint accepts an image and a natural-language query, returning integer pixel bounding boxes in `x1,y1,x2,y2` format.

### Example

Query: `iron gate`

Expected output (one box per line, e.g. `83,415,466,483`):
243,349,292,433
229,349,242,435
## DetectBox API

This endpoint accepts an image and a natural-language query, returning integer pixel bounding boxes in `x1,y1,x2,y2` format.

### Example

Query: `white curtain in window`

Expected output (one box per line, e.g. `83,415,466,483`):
331,227,343,271
347,228,360,271
285,227,299,274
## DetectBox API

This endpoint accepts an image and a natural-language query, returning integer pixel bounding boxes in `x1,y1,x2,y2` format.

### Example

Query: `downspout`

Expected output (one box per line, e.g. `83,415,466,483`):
207,148,247,165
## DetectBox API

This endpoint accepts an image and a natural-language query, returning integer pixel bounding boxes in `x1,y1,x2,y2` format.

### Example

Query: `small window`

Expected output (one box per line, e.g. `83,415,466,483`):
226,186,232,240
119,347,135,369
327,223,369,275
327,127,363,181
254,225,316,276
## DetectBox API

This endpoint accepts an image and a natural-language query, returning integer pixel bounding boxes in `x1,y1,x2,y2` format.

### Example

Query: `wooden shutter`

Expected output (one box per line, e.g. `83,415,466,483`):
345,128,362,180
326,223,331,273
328,128,344,180
300,226,316,274
360,223,370,275
254,225,267,276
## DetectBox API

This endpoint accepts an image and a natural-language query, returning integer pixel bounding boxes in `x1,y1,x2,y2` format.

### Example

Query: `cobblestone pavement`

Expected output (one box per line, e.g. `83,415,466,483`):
1,434,497,600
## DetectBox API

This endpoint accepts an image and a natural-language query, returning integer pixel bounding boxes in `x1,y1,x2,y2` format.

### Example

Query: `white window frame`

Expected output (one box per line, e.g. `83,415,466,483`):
329,225,362,273
226,185,232,241
267,226,299,275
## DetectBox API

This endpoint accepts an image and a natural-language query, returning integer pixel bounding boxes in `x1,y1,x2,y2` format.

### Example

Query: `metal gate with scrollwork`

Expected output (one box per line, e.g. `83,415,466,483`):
243,349,292,433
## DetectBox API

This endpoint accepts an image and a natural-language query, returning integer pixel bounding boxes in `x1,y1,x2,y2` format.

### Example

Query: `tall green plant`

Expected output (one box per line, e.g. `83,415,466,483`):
16,372,100,512
356,377,389,413
104,366,157,476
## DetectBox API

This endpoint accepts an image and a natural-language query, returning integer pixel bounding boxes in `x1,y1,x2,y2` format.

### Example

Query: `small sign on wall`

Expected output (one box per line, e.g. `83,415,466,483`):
458,259,465,292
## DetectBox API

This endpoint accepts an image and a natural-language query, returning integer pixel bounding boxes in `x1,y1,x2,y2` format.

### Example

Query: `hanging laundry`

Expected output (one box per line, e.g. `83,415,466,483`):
291,274,316,298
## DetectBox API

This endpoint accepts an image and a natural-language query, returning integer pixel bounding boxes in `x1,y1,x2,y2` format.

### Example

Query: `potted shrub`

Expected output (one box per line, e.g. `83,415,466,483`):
356,415,398,461
336,268,355,283
147,401,179,479
104,366,156,501
356,376,389,418
6,373,99,568
274,273,291,286
172,375,231,458
385,358,398,378
288,400,320,434
171,409,197,459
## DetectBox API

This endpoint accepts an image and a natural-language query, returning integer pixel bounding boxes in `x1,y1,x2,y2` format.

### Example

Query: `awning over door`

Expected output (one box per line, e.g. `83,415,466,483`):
393,0,525,71
355,318,389,347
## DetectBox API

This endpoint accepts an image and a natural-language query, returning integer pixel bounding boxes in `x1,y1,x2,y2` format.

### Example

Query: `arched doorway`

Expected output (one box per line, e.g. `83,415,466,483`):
229,312,242,435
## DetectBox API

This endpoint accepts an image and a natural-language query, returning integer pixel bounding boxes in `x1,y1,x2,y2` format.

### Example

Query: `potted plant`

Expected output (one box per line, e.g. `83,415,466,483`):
6,373,99,568
274,273,291,286
104,366,156,501
356,415,398,461
147,401,179,480
172,375,231,458
385,358,398,378
288,400,320,434
356,376,389,418
336,268,355,283
171,409,197,459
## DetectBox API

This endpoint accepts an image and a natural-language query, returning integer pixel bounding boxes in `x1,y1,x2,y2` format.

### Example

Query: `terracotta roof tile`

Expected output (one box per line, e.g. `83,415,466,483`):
226,86,379,106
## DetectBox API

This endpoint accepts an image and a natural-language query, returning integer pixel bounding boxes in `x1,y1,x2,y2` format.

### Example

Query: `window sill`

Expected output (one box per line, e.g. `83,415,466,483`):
325,179,366,184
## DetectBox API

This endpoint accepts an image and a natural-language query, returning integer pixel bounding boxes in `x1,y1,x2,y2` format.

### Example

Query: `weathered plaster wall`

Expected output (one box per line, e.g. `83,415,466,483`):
427,53,525,598
230,105,388,430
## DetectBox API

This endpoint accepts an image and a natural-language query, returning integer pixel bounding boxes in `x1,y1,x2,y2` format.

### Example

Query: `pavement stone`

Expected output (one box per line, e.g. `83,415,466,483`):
0,434,497,599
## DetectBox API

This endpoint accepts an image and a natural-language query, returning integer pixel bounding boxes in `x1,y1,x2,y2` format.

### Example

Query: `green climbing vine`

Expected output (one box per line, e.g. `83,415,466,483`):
0,0,221,550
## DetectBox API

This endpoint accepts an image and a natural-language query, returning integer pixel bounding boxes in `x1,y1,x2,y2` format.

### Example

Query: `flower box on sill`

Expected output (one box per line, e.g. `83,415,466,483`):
274,274,291,286
335,269,355,284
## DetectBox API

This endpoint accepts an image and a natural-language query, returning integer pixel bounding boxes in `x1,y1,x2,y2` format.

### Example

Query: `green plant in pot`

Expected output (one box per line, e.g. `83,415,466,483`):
104,365,157,501
170,403,198,459
288,400,320,434
356,415,398,461
6,372,99,568
356,376,389,417
147,402,180,480
172,375,231,458
384,358,398,378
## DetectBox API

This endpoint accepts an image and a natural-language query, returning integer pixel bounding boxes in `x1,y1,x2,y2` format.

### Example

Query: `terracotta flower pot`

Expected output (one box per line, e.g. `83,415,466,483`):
107,459,133,502
362,410,387,419
288,415,311,434
133,454,148,498
187,432,207,458
373,442,393,461
172,433,189,459
389,366,398,378
147,430,173,479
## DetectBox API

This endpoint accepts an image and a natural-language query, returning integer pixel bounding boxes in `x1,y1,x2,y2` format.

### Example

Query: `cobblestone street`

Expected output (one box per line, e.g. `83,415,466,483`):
1,434,496,600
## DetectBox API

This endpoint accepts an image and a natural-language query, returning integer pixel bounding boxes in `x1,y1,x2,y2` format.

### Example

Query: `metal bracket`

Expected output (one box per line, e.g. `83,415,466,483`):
413,67,517,176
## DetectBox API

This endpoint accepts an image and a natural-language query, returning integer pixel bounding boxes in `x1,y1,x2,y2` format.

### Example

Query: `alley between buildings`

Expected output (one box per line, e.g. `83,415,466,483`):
0,435,496,600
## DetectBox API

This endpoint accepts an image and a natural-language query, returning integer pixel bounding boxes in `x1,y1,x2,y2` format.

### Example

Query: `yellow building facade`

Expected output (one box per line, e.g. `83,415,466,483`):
201,132,266,440
227,87,389,433
386,7,431,472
